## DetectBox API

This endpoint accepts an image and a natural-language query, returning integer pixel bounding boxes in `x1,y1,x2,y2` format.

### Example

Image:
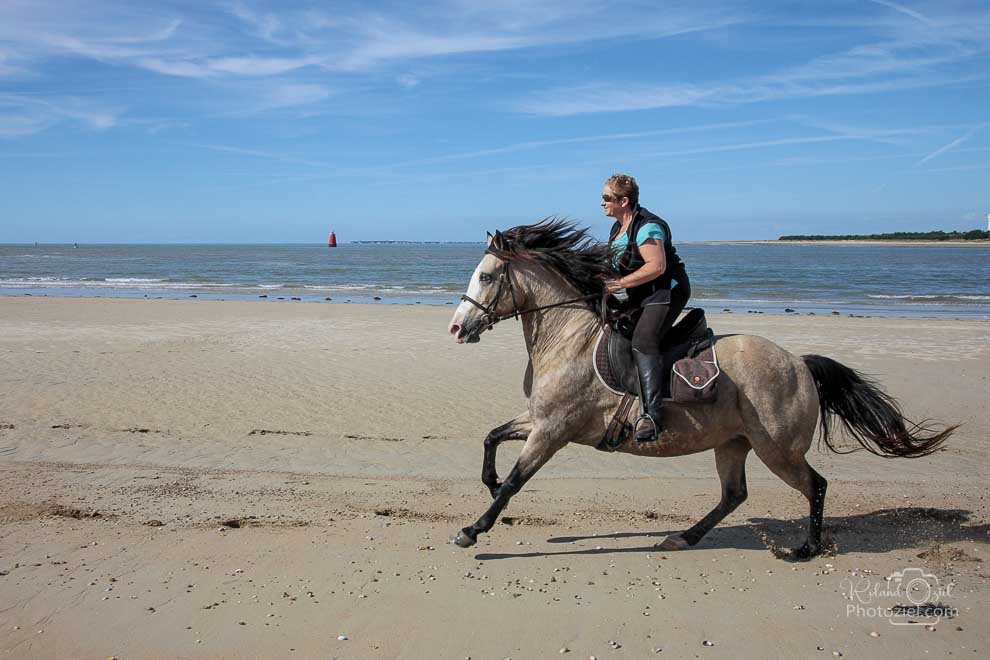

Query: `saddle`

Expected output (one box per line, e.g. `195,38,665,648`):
593,308,720,451
595,307,718,397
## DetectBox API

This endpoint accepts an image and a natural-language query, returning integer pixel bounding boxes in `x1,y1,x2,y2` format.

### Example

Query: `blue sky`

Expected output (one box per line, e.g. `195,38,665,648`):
1,0,988,243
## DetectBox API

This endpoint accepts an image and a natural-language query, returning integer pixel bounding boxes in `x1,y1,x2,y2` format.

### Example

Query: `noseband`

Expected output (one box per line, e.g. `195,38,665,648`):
459,245,597,332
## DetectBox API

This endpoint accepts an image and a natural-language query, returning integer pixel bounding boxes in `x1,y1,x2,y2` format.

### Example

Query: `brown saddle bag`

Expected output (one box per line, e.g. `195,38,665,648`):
669,333,719,403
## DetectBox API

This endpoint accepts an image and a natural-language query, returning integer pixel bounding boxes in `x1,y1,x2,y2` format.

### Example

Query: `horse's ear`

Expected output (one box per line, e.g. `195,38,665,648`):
486,232,494,247
493,230,505,250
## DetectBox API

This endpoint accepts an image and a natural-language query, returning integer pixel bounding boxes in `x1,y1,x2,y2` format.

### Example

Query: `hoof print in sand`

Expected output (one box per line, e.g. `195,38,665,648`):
117,427,165,434
500,515,557,526
0,502,105,524
344,434,404,442
249,429,313,437
218,516,309,529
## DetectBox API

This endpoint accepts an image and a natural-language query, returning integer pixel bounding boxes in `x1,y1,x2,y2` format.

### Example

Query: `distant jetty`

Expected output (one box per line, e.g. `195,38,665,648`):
350,240,479,245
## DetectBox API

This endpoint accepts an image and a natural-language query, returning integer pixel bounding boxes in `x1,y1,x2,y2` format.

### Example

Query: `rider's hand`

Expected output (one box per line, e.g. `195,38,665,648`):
605,278,625,293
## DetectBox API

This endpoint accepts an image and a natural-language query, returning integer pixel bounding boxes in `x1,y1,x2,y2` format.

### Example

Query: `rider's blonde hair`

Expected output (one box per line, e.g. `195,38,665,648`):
605,173,639,206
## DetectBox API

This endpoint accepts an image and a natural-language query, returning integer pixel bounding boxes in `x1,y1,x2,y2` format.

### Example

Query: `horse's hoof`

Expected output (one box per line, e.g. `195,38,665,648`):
451,528,477,548
786,543,817,562
657,535,689,551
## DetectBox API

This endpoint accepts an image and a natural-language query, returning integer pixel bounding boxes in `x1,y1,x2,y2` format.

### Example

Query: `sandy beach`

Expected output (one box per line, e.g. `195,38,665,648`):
1,296,988,659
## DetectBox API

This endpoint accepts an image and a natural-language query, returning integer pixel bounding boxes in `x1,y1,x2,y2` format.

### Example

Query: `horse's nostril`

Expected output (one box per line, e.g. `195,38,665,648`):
449,324,460,336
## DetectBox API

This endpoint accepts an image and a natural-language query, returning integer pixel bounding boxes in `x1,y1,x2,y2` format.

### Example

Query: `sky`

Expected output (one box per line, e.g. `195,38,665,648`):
0,0,988,243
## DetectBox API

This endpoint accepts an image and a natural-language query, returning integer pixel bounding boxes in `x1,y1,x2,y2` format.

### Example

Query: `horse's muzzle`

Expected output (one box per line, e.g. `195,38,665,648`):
451,318,485,344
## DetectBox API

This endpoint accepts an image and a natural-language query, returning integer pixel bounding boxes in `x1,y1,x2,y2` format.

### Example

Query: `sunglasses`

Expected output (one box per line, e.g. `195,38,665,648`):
602,193,624,203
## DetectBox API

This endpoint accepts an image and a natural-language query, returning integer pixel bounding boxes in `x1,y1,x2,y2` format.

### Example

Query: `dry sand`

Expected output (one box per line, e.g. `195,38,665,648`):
0,297,987,659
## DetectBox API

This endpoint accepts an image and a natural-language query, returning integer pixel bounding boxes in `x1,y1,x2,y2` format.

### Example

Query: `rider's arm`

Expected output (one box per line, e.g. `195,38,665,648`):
615,238,666,288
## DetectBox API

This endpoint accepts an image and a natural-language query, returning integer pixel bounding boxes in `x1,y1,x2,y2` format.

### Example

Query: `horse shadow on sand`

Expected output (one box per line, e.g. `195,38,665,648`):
474,507,989,562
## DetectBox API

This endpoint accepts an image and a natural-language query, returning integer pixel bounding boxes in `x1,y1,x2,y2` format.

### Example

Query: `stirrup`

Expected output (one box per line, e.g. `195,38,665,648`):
634,414,663,443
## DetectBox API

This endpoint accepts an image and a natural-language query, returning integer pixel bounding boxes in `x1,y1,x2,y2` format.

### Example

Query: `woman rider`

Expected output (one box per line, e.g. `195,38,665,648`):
603,173,691,442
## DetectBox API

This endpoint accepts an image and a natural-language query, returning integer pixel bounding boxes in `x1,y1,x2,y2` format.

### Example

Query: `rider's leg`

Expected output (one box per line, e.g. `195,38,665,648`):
632,295,671,441
662,278,690,336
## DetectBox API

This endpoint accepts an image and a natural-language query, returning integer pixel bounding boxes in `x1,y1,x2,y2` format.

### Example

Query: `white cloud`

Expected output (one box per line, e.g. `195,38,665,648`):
384,119,777,169
641,135,855,158
868,0,933,25
193,142,332,168
1,1,986,139
790,116,933,145
137,57,215,79
242,82,333,113
0,93,120,138
208,56,318,76
229,2,285,44
0,1,731,129
925,163,990,173
916,127,982,165
513,72,979,116
513,2,990,116
321,5,743,72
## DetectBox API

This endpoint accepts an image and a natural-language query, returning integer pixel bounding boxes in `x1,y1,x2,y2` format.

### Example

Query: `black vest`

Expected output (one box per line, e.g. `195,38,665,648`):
609,206,686,306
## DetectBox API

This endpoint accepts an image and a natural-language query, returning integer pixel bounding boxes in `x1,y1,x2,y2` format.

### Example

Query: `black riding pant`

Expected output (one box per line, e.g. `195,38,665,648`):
631,278,691,356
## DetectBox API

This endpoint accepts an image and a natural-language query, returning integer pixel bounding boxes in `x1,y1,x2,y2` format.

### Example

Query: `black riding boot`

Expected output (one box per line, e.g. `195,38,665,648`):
633,349,665,442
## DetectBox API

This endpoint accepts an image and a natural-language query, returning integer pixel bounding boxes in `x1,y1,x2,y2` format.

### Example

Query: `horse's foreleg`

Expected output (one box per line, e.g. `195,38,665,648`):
454,431,559,548
663,437,751,550
482,412,532,499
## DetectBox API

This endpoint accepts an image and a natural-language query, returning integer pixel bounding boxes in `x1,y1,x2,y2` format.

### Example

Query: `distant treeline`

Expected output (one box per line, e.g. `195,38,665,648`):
778,230,990,241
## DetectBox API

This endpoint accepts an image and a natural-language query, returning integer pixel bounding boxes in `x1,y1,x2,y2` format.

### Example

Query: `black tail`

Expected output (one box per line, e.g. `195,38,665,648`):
802,354,956,458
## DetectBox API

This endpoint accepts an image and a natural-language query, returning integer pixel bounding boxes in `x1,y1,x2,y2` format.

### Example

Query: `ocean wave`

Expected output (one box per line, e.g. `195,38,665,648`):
300,284,456,293
10,276,63,282
693,296,855,305
0,278,238,290
105,277,167,283
867,294,990,302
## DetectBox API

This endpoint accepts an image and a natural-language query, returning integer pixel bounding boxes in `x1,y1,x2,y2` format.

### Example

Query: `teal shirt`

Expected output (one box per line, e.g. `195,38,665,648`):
610,222,667,268
610,222,678,286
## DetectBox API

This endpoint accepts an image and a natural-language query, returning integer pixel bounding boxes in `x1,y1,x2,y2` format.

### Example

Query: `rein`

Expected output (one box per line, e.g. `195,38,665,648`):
460,246,599,331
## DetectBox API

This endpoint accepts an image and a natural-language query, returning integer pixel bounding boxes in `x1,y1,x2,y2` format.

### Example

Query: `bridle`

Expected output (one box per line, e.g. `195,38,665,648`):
459,243,598,332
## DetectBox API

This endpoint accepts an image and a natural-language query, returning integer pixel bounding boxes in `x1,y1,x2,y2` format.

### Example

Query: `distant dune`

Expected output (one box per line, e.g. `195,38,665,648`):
684,239,990,247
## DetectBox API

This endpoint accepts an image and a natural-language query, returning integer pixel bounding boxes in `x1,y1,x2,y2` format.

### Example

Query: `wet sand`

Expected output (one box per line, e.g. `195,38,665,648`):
0,297,987,658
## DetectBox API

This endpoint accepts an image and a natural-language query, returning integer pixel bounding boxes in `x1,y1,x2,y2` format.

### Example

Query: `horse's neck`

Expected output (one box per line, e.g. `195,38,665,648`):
518,268,600,370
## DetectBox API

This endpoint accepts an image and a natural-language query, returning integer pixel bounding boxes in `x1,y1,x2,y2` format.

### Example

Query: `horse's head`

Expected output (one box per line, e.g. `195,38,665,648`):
448,231,521,344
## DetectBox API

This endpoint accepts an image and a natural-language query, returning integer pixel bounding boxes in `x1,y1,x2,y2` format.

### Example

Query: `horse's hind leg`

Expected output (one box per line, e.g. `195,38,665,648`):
660,437,751,550
482,411,532,499
752,447,828,561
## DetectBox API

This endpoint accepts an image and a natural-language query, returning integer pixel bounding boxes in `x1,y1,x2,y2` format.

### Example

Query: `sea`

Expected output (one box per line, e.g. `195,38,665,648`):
1,242,988,318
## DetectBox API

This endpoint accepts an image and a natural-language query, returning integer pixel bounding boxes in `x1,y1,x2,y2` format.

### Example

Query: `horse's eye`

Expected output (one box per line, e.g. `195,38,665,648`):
479,273,493,284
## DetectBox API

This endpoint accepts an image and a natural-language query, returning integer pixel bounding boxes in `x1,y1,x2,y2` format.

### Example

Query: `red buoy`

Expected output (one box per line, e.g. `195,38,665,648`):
328,231,337,247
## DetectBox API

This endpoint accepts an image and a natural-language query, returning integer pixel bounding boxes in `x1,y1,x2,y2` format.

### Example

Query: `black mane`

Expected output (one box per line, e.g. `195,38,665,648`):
498,218,612,305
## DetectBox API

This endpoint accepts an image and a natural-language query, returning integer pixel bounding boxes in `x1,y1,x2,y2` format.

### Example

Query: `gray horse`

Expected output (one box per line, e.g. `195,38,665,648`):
447,220,954,560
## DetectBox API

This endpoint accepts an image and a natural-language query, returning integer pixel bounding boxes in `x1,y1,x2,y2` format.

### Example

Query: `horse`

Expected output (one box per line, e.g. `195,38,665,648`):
446,219,955,560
